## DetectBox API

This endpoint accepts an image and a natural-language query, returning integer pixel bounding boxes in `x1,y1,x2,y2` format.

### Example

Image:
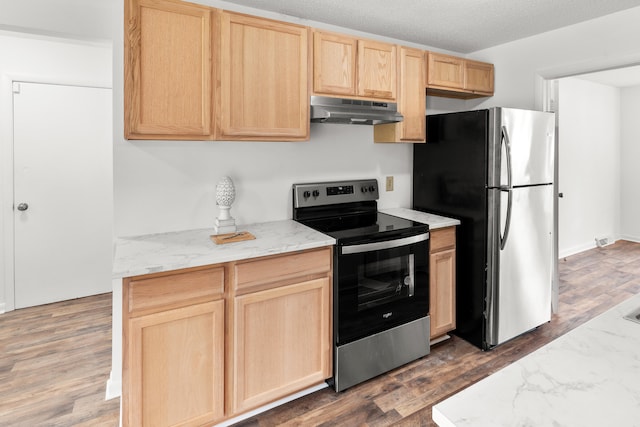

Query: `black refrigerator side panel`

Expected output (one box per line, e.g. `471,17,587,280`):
413,110,489,349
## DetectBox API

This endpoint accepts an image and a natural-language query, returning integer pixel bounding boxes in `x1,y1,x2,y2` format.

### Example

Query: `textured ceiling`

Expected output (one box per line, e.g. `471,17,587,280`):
222,0,640,53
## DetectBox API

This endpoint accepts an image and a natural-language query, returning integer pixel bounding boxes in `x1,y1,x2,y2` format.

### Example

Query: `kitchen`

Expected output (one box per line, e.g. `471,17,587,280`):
2,0,640,426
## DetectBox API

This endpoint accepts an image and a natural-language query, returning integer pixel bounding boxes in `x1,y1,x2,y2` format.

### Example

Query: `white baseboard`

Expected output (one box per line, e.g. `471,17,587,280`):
559,234,640,259
215,383,328,427
0,302,5,314
559,242,597,259
105,370,121,400
619,234,640,243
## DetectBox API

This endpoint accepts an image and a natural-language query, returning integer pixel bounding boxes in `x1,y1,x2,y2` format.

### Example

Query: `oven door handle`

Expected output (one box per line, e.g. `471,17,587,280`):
340,232,429,255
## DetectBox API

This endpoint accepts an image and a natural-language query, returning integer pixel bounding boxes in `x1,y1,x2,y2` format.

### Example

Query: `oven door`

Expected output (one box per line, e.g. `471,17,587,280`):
335,232,430,346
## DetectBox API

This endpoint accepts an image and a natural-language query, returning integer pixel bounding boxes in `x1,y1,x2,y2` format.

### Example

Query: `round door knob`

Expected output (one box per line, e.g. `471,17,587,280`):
17,203,29,211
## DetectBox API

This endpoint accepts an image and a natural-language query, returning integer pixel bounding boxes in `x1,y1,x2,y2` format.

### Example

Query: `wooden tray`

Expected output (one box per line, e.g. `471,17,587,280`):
210,231,256,245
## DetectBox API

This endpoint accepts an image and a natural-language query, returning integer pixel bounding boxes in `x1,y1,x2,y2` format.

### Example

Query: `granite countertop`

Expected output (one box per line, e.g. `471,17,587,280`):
112,219,335,279
380,208,460,229
433,292,640,427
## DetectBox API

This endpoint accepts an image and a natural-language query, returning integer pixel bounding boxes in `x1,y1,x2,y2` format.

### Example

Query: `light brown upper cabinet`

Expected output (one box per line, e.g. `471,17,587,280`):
464,59,495,95
313,31,396,101
313,31,357,96
427,52,494,98
218,12,309,141
374,46,426,143
427,52,464,90
358,39,397,100
124,0,214,140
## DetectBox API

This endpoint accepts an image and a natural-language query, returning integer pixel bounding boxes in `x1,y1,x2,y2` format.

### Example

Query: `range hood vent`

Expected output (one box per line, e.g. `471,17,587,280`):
310,96,403,125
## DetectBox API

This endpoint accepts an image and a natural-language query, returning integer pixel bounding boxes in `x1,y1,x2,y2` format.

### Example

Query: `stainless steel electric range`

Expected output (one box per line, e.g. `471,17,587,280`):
292,179,431,391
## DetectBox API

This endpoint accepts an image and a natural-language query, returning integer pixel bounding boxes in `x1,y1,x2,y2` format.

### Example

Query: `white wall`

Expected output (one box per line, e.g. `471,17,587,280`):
467,7,640,111
557,78,621,257
0,32,112,311
0,0,115,41
114,126,415,235
621,85,640,241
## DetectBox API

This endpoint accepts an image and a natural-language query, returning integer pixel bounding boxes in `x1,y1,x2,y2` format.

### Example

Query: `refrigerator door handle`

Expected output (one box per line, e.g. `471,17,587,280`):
500,126,513,250
500,188,513,250
501,126,513,190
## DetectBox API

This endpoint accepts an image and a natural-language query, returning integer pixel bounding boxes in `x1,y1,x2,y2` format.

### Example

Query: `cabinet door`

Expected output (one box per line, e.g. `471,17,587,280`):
313,31,357,96
427,52,464,89
397,46,425,141
125,0,213,139
232,278,331,413
373,46,425,143
125,301,225,427
219,12,309,141
465,59,494,94
430,248,456,339
357,39,396,100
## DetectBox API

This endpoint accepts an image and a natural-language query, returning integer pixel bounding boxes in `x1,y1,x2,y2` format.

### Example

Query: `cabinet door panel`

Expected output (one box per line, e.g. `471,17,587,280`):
126,301,224,427
465,60,494,94
125,0,212,139
219,12,309,140
313,31,357,96
427,53,464,89
430,248,456,339
232,278,331,413
357,40,396,99
398,47,425,141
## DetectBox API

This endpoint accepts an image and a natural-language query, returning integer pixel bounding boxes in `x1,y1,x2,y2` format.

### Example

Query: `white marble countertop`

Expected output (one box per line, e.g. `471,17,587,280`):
112,220,335,279
433,292,640,427
380,208,460,229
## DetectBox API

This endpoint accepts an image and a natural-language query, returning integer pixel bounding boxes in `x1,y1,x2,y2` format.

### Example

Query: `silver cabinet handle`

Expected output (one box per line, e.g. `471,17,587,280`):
17,203,29,211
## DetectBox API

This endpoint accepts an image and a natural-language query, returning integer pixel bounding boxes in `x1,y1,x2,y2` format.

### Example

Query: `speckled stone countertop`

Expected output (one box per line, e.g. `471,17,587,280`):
380,208,460,229
112,220,335,279
433,292,640,427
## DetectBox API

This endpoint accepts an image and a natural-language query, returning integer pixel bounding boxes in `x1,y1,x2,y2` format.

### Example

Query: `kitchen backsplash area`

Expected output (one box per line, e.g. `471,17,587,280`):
113,122,425,237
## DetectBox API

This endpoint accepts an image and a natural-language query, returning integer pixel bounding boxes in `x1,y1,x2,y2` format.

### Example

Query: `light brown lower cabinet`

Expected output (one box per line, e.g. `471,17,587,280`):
231,277,332,413
122,247,332,427
429,227,457,339
127,301,225,427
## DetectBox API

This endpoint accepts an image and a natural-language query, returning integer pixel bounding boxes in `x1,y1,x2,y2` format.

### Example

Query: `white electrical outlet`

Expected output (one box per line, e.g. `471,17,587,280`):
386,176,394,191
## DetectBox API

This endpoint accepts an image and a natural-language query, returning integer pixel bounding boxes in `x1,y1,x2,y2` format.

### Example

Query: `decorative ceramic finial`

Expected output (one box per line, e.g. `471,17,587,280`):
214,176,237,234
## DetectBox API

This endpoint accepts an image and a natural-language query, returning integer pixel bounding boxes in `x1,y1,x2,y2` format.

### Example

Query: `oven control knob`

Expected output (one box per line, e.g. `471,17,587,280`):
361,186,368,193
303,191,311,198
369,185,376,192
312,190,320,197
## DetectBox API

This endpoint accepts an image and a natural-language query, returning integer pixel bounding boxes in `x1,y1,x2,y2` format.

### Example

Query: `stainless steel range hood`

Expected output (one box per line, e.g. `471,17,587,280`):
310,96,403,125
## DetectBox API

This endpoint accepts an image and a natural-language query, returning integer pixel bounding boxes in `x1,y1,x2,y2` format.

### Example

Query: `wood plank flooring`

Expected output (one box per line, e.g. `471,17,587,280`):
1,240,639,426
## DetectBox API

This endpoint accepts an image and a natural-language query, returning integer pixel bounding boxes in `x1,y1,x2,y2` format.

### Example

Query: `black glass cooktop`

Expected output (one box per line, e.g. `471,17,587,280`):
299,212,428,243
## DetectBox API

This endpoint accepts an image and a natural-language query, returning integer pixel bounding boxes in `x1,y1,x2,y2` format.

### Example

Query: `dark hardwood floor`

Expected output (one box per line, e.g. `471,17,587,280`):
1,240,639,426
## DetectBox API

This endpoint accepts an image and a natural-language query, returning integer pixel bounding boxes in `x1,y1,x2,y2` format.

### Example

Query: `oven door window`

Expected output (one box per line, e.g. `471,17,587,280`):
336,237,429,345
358,252,415,310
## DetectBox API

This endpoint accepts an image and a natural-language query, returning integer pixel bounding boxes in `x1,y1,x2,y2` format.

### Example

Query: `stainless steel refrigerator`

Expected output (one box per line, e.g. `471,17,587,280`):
413,107,555,350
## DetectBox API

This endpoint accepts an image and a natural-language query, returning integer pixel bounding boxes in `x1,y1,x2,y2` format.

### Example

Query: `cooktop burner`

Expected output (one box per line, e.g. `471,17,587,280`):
292,179,428,243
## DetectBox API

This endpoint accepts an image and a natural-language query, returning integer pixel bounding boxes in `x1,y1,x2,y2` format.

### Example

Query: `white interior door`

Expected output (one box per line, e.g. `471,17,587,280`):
13,82,112,309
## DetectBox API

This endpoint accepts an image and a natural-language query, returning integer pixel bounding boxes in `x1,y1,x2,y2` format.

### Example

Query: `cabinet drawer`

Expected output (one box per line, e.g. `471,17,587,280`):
127,266,224,315
430,227,456,252
234,247,331,293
